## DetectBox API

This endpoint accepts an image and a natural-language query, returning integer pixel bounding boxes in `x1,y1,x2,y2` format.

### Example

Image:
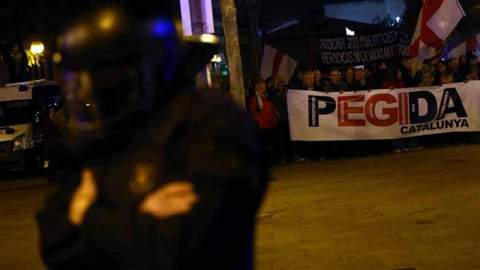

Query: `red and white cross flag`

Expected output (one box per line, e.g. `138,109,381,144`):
447,33,480,59
409,0,465,68
260,44,297,84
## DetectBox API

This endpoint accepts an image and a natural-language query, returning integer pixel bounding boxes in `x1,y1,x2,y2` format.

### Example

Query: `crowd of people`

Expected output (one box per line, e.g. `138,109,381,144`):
247,53,480,165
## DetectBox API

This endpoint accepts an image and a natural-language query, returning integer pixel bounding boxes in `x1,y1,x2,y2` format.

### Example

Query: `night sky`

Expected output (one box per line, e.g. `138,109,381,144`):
260,0,398,27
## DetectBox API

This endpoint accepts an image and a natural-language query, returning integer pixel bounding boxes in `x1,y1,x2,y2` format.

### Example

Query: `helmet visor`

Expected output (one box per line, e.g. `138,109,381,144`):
62,61,142,137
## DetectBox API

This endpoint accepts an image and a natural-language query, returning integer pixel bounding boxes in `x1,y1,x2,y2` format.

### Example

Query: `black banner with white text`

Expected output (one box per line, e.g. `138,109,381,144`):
308,29,411,65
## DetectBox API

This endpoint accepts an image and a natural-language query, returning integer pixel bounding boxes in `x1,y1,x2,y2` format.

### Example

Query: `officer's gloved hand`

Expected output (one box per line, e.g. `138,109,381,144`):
139,182,199,219
69,169,98,226
69,170,199,226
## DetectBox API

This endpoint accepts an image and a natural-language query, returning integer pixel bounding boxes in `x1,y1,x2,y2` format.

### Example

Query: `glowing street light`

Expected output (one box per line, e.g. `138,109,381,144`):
29,42,46,80
211,54,222,63
53,53,62,64
30,42,44,54
199,34,219,44
98,10,117,31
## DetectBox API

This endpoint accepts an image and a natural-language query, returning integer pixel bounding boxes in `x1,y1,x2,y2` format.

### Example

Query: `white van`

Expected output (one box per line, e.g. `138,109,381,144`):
0,81,61,171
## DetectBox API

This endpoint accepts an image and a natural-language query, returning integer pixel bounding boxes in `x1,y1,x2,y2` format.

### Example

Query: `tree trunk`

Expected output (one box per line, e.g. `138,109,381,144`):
221,0,246,109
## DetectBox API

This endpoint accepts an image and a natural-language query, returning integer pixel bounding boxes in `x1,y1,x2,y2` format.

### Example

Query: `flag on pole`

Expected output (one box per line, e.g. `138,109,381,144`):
260,44,297,84
447,32,480,59
409,0,465,68
428,43,446,66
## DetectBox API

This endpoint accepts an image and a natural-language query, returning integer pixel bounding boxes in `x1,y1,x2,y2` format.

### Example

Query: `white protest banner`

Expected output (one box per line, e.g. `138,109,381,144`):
287,82,480,141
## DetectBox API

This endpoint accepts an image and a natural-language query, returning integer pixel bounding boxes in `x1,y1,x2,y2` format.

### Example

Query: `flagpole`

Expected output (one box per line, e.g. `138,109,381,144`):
454,0,480,53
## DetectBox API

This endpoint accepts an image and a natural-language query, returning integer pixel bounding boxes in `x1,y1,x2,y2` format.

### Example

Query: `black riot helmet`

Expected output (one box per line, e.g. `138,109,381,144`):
56,1,218,153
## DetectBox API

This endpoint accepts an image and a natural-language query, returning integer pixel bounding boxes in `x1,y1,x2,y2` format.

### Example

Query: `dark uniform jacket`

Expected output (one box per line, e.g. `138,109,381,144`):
449,68,464,82
351,80,374,91
37,89,268,270
300,85,321,91
322,81,349,92
399,64,417,87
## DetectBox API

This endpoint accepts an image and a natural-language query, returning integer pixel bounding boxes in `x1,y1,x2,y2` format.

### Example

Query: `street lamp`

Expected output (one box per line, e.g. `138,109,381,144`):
30,42,45,79
211,54,222,63
30,42,44,54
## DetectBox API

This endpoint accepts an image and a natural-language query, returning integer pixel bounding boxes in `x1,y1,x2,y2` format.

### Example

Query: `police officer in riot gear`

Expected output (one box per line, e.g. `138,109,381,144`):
37,2,267,269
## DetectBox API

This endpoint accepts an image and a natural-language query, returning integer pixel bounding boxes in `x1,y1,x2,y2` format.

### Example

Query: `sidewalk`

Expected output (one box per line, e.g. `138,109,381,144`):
255,145,480,270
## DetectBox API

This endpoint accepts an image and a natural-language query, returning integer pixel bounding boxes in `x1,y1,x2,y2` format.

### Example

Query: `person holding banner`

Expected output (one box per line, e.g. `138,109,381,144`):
352,69,374,91
418,73,435,87
383,66,408,153
433,61,453,86
414,59,432,87
382,66,423,153
399,57,417,87
372,61,388,89
272,81,294,163
467,66,479,81
321,69,350,160
301,71,320,91
466,52,480,80
313,70,324,90
323,69,349,93
344,68,355,91
448,58,463,83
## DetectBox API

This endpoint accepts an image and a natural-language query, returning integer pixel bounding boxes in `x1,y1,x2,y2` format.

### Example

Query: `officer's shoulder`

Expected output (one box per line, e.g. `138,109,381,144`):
189,89,253,122
145,89,256,142
193,88,238,107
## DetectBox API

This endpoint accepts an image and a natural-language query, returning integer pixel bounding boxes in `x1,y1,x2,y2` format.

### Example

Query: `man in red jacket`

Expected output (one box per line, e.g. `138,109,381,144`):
249,79,279,165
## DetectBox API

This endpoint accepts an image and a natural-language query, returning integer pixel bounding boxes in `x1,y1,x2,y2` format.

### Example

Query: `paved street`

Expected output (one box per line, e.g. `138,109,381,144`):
1,145,480,269
0,172,53,270
255,145,480,270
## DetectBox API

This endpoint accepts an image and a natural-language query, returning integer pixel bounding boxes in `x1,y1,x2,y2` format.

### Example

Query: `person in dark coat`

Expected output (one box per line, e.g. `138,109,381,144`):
265,76,276,97
433,61,452,86
398,57,417,87
352,68,374,91
459,55,469,79
344,67,355,90
372,60,388,89
313,69,324,90
289,70,304,89
323,69,349,93
448,57,463,82
414,59,432,87
271,81,293,163
42,106,60,182
37,3,267,270
301,71,321,91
